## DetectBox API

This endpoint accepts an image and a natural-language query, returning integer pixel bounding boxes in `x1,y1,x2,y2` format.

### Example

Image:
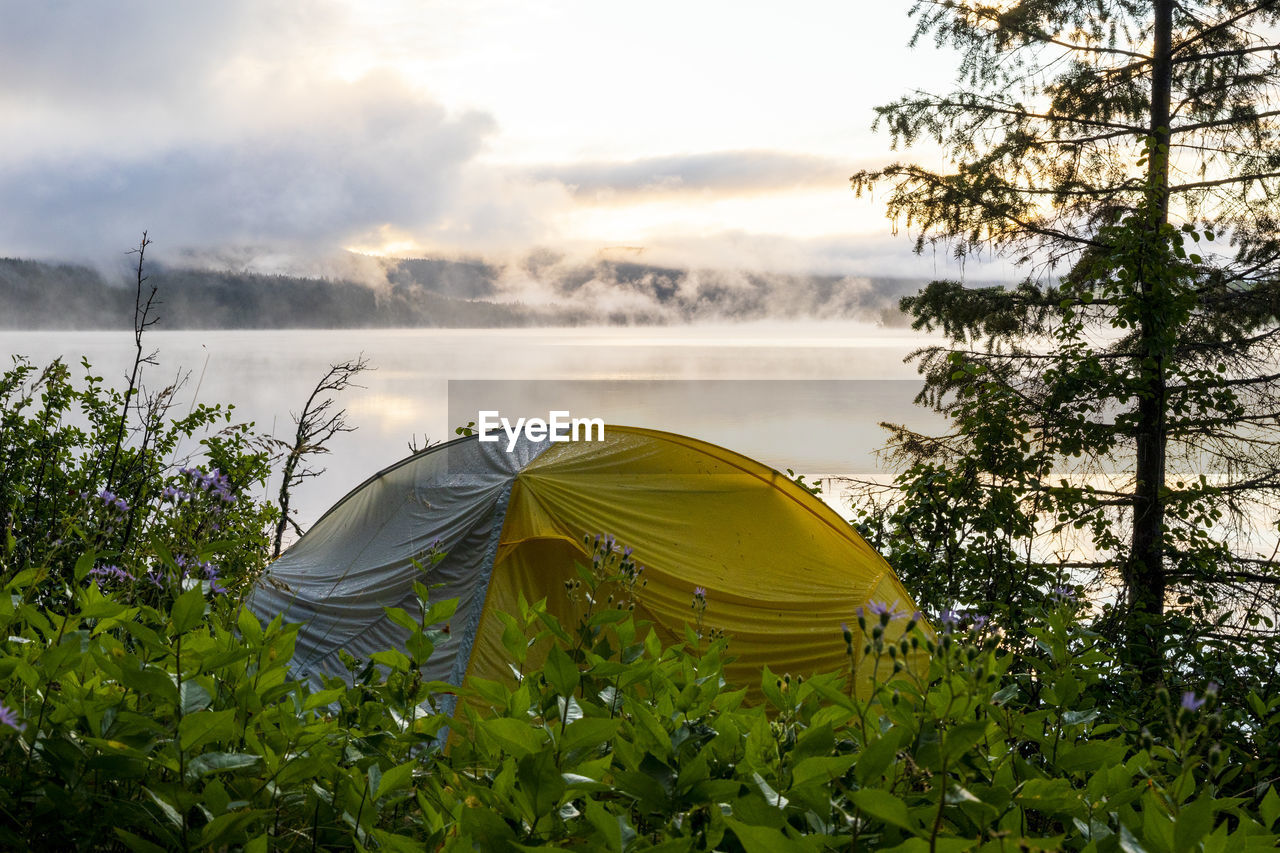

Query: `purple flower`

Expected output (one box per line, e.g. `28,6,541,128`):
622,546,634,558
89,564,132,584
95,489,129,513
936,609,962,626
161,485,189,503
0,702,25,732
934,608,989,632
1180,691,1206,712
1048,585,1076,602
694,586,707,598
867,600,907,621
146,570,165,588
201,561,227,595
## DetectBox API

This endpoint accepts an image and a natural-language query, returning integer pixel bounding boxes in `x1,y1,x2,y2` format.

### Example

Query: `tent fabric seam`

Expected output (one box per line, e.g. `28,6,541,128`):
446,479,514,705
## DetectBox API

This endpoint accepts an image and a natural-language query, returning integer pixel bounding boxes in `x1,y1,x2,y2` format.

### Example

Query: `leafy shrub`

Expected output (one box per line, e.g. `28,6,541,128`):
0,356,278,605
2,356,1279,850
2,533,1278,850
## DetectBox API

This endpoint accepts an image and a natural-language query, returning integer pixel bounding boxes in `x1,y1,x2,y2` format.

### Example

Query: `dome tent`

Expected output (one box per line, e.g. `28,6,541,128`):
247,426,928,704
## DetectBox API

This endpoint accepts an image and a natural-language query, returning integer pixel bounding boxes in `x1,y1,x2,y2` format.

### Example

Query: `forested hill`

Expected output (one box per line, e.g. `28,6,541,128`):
0,255,927,329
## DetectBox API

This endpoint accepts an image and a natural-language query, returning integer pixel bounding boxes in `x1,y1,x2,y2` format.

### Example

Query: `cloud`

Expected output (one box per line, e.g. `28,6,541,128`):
0,1,528,264
0,2,1010,282
0,77,494,261
526,151,850,200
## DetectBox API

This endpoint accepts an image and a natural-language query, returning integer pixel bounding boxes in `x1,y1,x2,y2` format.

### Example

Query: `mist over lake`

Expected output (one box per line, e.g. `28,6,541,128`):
3,322,942,531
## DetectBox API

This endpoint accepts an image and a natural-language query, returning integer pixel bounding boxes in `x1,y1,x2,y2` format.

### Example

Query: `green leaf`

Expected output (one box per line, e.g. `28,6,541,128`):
1174,795,1214,853
459,804,516,848
180,679,212,714
423,597,459,625
368,829,424,853
544,645,580,697
752,772,788,809
170,587,207,634
643,627,662,659
1261,787,1280,830
405,630,434,665
1118,822,1149,853
1056,740,1125,774
584,797,623,852
114,828,168,853
179,709,236,751
145,786,183,829
791,754,858,789
4,567,44,592
120,663,179,706
237,607,263,644
1018,778,1085,817
516,749,566,826
851,787,914,831
881,840,972,853
941,720,989,760
723,817,809,853
198,810,268,849
481,717,548,757
370,649,412,672
74,551,97,583
184,752,262,782
561,717,620,756
383,606,419,633
855,728,901,784
375,761,415,799
1062,708,1100,727
303,687,346,710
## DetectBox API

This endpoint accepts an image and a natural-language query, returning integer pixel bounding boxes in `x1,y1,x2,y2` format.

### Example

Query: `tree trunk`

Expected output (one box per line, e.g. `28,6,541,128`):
1126,0,1175,685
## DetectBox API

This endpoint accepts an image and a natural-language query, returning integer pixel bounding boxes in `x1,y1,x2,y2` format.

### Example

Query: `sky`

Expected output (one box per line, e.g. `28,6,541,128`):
0,0,1014,280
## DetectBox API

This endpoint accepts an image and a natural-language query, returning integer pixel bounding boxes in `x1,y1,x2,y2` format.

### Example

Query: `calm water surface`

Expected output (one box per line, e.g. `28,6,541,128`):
3,323,943,529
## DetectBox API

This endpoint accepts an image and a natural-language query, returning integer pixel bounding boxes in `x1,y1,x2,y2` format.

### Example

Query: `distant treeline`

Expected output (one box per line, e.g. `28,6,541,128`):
0,257,559,329
0,255,927,329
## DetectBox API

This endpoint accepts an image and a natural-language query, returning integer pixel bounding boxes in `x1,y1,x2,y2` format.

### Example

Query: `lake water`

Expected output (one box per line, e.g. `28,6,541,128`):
2,323,944,531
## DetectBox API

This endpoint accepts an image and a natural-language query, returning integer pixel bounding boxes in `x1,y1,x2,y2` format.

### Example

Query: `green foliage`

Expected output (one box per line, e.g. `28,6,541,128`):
4,319,1280,847
5,529,1279,850
850,0,1280,687
0,356,278,604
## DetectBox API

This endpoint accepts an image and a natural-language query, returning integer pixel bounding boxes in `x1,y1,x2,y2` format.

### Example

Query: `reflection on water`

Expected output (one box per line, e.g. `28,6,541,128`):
2,323,942,530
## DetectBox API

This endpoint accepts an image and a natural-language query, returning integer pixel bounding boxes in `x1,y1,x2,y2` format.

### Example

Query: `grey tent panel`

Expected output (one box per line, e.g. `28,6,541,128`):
247,433,550,688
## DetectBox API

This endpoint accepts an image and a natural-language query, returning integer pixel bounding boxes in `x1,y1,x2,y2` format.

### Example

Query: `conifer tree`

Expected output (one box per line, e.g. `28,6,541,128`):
854,1,1280,684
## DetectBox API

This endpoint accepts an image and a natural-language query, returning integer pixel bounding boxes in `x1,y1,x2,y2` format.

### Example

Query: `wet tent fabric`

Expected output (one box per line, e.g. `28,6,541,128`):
247,426,928,702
